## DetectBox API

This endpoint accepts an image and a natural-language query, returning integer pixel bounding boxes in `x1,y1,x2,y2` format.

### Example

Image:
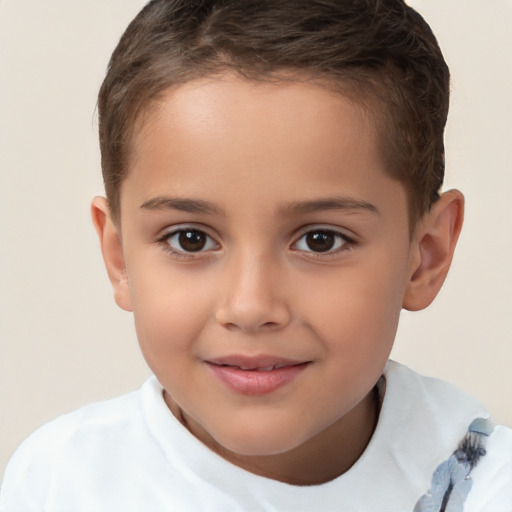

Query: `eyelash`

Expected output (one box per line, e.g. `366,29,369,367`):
156,226,356,260
292,228,355,258
156,226,219,260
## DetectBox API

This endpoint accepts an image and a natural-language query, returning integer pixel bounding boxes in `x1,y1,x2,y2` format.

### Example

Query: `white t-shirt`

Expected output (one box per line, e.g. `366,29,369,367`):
1,361,511,511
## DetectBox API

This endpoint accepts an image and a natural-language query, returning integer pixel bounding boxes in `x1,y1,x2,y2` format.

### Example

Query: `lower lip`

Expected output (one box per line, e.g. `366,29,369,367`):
206,363,309,396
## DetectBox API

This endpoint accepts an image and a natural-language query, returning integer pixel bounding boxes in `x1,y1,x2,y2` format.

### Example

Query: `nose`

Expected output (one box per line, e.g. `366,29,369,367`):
215,250,291,333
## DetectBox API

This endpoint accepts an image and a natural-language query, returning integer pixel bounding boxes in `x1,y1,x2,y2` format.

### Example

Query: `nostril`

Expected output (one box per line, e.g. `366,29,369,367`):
222,321,280,332
215,295,291,332
223,322,241,332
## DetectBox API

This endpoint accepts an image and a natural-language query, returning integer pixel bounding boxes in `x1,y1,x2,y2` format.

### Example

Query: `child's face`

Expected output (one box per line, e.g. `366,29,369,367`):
114,76,418,466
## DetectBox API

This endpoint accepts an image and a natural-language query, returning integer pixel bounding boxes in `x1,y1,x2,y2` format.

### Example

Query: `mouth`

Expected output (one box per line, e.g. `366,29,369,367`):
205,356,311,395
218,364,295,371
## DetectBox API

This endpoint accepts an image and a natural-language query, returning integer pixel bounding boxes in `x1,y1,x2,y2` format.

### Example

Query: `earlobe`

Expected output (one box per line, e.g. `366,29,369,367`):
91,197,133,312
403,190,464,311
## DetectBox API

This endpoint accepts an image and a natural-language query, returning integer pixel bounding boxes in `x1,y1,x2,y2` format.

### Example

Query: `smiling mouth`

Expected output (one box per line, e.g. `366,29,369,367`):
214,363,302,371
205,357,311,395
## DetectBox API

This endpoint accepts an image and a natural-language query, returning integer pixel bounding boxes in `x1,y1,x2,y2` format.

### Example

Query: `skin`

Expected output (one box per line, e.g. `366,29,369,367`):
92,75,464,485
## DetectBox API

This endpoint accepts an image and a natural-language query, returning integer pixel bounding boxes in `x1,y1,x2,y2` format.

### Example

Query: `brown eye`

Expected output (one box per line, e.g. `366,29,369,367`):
166,229,217,253
295,229,348,253
179,230,206,251
305,231,335,252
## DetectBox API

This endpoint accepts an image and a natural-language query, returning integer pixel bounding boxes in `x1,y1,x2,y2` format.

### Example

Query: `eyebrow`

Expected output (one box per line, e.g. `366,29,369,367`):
278,197,379,217
140,197,224,215
139,195,379,217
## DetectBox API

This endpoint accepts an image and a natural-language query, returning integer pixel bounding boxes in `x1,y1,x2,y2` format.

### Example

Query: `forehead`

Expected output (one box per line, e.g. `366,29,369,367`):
134,75,374,147
122,76,406,223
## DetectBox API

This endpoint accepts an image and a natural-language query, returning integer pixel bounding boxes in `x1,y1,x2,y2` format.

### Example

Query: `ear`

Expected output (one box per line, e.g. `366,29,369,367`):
403,190,464,311
91,197,132,312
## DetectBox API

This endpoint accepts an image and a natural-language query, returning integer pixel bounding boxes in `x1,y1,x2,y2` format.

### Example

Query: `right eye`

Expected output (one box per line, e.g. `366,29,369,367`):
164,228,218,254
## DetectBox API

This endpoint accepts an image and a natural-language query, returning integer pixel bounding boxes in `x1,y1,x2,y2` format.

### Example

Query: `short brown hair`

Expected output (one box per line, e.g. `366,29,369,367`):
98,0,449,225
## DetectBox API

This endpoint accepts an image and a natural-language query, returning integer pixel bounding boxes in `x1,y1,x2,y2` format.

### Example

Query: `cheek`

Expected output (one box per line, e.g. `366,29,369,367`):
128,266,214,358
298,260,406,354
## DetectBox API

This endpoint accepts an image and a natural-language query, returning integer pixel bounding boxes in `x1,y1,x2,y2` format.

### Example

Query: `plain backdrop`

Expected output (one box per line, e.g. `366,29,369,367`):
1,0,511,479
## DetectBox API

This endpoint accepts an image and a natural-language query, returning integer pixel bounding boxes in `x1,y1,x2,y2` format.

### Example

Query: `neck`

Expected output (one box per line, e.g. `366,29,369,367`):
169,385,381,486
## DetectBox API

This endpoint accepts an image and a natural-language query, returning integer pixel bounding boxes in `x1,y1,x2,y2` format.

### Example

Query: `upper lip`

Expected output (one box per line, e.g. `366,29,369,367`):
206,355,310,371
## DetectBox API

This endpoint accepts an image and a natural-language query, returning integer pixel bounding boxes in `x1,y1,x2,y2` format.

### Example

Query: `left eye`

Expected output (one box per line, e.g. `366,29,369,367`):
166,229,218,253
294,230,348,253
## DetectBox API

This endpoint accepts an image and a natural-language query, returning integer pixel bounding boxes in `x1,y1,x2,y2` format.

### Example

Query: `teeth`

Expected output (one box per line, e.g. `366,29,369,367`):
236,365,276,371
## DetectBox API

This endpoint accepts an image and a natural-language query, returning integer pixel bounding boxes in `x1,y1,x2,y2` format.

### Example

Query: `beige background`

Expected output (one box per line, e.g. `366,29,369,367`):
1,0,511,479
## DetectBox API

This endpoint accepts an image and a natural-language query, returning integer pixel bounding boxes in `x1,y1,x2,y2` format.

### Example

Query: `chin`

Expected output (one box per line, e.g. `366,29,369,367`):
212,423,308,457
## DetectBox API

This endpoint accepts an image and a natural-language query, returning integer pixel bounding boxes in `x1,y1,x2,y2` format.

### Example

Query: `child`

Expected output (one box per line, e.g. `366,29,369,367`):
1,0,511,510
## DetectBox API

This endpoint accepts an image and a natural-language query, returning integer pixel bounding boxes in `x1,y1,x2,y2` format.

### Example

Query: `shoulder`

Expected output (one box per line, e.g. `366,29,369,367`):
10,384,143,455
382,360,488,428
384,362,512,510
0,378,159,510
